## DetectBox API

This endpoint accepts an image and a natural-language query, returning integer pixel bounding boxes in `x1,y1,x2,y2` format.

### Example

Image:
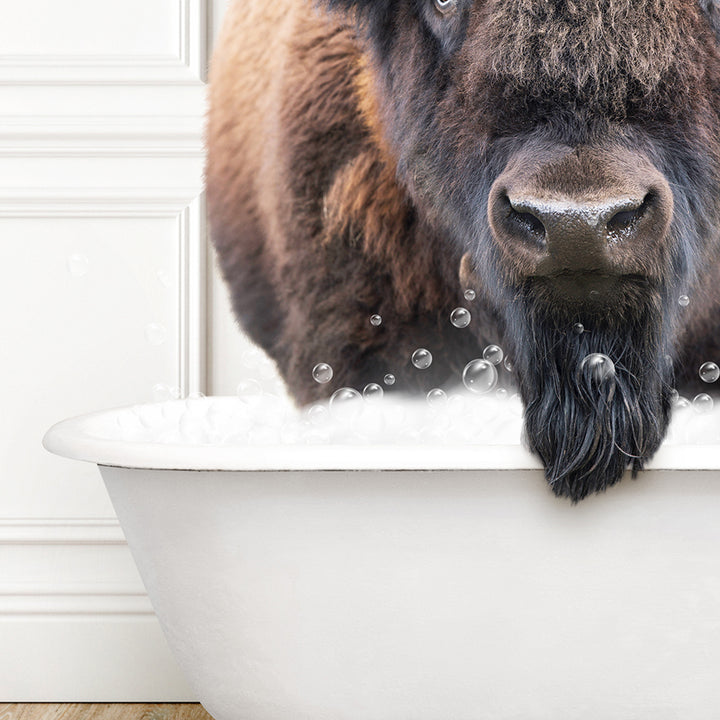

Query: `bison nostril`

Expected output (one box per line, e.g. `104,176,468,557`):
503,194,546,243
606,192,654,233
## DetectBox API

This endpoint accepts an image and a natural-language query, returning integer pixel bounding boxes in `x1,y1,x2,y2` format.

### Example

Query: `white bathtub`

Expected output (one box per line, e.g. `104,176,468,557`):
43,397,720,720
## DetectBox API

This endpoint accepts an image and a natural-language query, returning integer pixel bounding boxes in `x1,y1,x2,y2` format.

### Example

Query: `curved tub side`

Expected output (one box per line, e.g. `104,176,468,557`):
100,464,720,720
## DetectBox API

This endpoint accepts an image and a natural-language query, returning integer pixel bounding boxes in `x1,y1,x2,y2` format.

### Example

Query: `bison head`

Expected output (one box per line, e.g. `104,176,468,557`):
326,0,720,500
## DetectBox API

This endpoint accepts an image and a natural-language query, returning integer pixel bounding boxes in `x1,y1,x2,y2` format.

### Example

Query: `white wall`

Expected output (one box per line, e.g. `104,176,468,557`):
0,0,283,700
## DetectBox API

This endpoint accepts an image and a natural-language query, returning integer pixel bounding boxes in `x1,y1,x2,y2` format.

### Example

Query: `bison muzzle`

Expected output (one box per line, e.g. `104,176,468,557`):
206,0,720,501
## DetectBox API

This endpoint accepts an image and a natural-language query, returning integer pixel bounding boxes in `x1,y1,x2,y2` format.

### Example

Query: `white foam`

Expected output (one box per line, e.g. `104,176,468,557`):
98,392,720,448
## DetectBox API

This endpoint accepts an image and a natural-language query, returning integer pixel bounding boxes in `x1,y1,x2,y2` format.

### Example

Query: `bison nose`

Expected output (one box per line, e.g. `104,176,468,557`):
491,191,659,274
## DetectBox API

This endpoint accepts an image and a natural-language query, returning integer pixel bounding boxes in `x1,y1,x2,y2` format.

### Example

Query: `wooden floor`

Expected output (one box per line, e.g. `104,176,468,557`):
0,706,214,720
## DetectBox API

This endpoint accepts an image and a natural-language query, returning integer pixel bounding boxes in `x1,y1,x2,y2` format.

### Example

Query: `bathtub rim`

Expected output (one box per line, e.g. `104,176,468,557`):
42,397,720,472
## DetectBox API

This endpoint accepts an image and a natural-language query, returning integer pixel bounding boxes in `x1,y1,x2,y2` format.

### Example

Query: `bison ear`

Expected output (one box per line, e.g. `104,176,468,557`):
698,0,720,41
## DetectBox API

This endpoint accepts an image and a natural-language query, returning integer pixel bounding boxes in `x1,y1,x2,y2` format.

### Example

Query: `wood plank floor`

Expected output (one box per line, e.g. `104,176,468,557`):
0,706,214,720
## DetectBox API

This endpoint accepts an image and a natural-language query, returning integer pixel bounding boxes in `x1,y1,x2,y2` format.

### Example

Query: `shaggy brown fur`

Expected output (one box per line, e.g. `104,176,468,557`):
207,0,720,499
207,1,494,404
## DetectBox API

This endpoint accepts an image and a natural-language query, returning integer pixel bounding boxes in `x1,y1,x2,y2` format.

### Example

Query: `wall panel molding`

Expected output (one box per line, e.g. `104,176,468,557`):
0,188,207,397
0,517,123,545
0,516,151,617
0,589,153,617
0,0,207,85
0,115,204,157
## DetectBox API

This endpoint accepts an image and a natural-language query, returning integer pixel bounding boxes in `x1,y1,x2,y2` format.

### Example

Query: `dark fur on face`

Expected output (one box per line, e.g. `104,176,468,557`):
507,281,674,501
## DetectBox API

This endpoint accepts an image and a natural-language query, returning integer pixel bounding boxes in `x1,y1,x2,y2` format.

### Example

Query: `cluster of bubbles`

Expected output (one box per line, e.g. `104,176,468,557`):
114,297,718,448
661,361,720,416
315,303,720,423
120,284,718,449
111,381,720,448
344,290,509,401
312,351,508,403
665,360,720,415
110,392,525,447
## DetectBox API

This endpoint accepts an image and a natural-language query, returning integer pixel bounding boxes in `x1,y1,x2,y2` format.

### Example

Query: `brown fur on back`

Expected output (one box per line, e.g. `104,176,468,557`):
206,0,486,403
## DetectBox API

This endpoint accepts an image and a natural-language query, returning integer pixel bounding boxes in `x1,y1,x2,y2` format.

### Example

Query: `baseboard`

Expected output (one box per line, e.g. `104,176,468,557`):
0,518,196,701
0,616,196,701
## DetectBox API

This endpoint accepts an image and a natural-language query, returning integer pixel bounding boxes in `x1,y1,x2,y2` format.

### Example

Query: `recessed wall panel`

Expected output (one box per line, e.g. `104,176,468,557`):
0,211,184,517
0,0,181,58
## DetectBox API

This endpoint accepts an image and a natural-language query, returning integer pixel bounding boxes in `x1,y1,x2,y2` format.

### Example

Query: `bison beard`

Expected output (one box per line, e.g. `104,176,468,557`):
507,283,675,502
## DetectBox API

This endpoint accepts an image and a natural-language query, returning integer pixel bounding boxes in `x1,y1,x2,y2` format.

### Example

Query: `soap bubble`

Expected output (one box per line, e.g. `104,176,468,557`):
462,359,498,394
464,289,476,301
363,383,384,401
573,323,584,335
426,388,448,407
699,362,720,383
312,362,333,384
152,383,174,402
674,396,691,409
145,322,167,345
330,387,361,404
156,268,172,288
329,387,363,421
185,391,207,414
580,353,616,384
503,357,514,373
383,373,396,386
412,348,433,370
236,378,263,401
241,346,263,370
306,403,329,425
483,345,504,365
450,308,471,328
370,314,382,326
495,388,508,400
693,393,714,413
67,253,89,277
679,295,690,307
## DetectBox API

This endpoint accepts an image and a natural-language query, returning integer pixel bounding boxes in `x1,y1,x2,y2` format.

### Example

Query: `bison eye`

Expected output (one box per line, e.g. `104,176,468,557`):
433,0,457,15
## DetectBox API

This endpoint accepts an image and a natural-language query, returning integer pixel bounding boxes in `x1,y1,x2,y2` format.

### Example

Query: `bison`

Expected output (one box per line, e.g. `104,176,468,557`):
206,0,720,500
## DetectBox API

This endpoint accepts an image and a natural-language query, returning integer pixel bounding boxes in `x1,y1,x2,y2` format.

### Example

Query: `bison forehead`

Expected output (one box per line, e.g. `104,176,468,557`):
474,0,704,109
